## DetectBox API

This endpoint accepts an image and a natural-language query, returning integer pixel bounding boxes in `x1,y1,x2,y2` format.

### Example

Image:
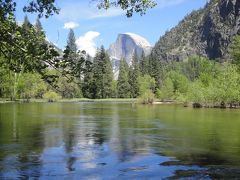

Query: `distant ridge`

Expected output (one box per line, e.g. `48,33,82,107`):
151,0,240,62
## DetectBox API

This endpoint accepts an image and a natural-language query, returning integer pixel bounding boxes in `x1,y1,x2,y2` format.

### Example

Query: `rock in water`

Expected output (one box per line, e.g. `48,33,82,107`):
107,33,152,79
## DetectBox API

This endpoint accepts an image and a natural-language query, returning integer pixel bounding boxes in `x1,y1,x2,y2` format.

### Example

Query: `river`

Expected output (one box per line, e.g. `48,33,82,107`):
0,102,240,179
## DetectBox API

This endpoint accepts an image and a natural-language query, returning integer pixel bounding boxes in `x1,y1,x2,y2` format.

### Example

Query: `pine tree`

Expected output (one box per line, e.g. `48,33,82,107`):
22,16,32,39
66,30,85,76
61,29,84,97
65,29,78,65
67,29,77,54
117,58,130,98
148,53,163,88
102,52,113,98
92,46,113,99
35,18,43,34
139,51,149,76
92,50,101,99
82,55,94,98
129,50,140,98
23,15,32,30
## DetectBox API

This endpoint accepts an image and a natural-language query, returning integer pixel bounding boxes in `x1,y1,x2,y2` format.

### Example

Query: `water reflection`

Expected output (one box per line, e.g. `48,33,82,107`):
0,103,240,179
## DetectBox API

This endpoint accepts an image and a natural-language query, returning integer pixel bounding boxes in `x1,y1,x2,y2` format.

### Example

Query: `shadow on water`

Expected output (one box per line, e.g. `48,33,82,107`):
0,102,240,179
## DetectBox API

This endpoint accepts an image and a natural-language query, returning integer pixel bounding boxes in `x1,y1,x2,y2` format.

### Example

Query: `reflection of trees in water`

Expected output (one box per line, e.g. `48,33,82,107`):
63,123,77,172
0,104,20,144
61,104,78,172
108,104,153,162
17,153,42,179
61,103,108,172
149,105,240,167
1,103,240,178
0,104,45,178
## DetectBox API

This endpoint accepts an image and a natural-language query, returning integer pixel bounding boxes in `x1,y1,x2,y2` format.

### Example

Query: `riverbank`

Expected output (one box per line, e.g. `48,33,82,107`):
152,100,178,105
153,100,240,109
1,98,240,109
0,98,137,104
186,102,240,109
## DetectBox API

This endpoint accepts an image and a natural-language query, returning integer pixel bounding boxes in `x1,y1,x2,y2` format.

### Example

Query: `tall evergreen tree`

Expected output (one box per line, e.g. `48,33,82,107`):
35,18,43,33
129,50,140,98
92,46,113,99
102,52,113,98
148,53,163,88
23,15,32,30
64,29,85,71
117,58,130,98
82,55,94,98
22,16,32,40
67,29,77,53
61,29,85,97
92,50,101,99
139,51,149,76
65,29,78,64
34,18,46,42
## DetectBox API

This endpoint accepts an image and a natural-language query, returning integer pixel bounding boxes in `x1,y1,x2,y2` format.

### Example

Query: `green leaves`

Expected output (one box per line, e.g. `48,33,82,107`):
139,75,155,96
23,0,59,18
187,63,240,107
0,1,61,89
0,0,16,20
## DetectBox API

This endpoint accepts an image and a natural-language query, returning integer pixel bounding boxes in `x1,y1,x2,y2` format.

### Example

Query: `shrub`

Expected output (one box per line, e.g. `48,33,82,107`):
139,90,155,104
138,75,156,104
43,91,61,102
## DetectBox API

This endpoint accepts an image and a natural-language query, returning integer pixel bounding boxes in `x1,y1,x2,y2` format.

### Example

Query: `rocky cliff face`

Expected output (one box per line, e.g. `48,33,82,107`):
152,0,240,62
108,33,152,78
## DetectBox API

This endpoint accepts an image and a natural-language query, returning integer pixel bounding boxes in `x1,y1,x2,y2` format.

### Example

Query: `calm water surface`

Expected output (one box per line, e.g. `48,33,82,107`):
0,102,240,179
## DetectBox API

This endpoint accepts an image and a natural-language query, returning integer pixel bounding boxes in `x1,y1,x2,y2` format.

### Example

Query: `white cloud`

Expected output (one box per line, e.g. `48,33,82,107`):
76,31,100,57
63,21,79,29
57,2,123,21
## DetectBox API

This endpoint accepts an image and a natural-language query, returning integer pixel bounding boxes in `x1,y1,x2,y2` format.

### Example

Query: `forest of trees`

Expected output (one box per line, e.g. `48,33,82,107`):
1,16,240,108
0,0,156,101
0,0,240,108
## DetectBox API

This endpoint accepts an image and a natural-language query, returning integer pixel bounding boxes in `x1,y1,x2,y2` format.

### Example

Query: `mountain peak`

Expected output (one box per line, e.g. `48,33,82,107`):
108,32,152,79
122,32,151,47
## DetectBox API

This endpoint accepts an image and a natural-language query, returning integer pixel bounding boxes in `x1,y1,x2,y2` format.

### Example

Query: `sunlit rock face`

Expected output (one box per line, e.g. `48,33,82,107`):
107,33,152,79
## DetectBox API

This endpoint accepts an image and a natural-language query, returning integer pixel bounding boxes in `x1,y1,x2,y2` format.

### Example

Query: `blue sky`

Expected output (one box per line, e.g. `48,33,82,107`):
15,0,207,56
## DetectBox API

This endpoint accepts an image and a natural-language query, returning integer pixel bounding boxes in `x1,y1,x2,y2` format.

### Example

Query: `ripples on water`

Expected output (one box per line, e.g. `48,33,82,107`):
0,102,240,179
